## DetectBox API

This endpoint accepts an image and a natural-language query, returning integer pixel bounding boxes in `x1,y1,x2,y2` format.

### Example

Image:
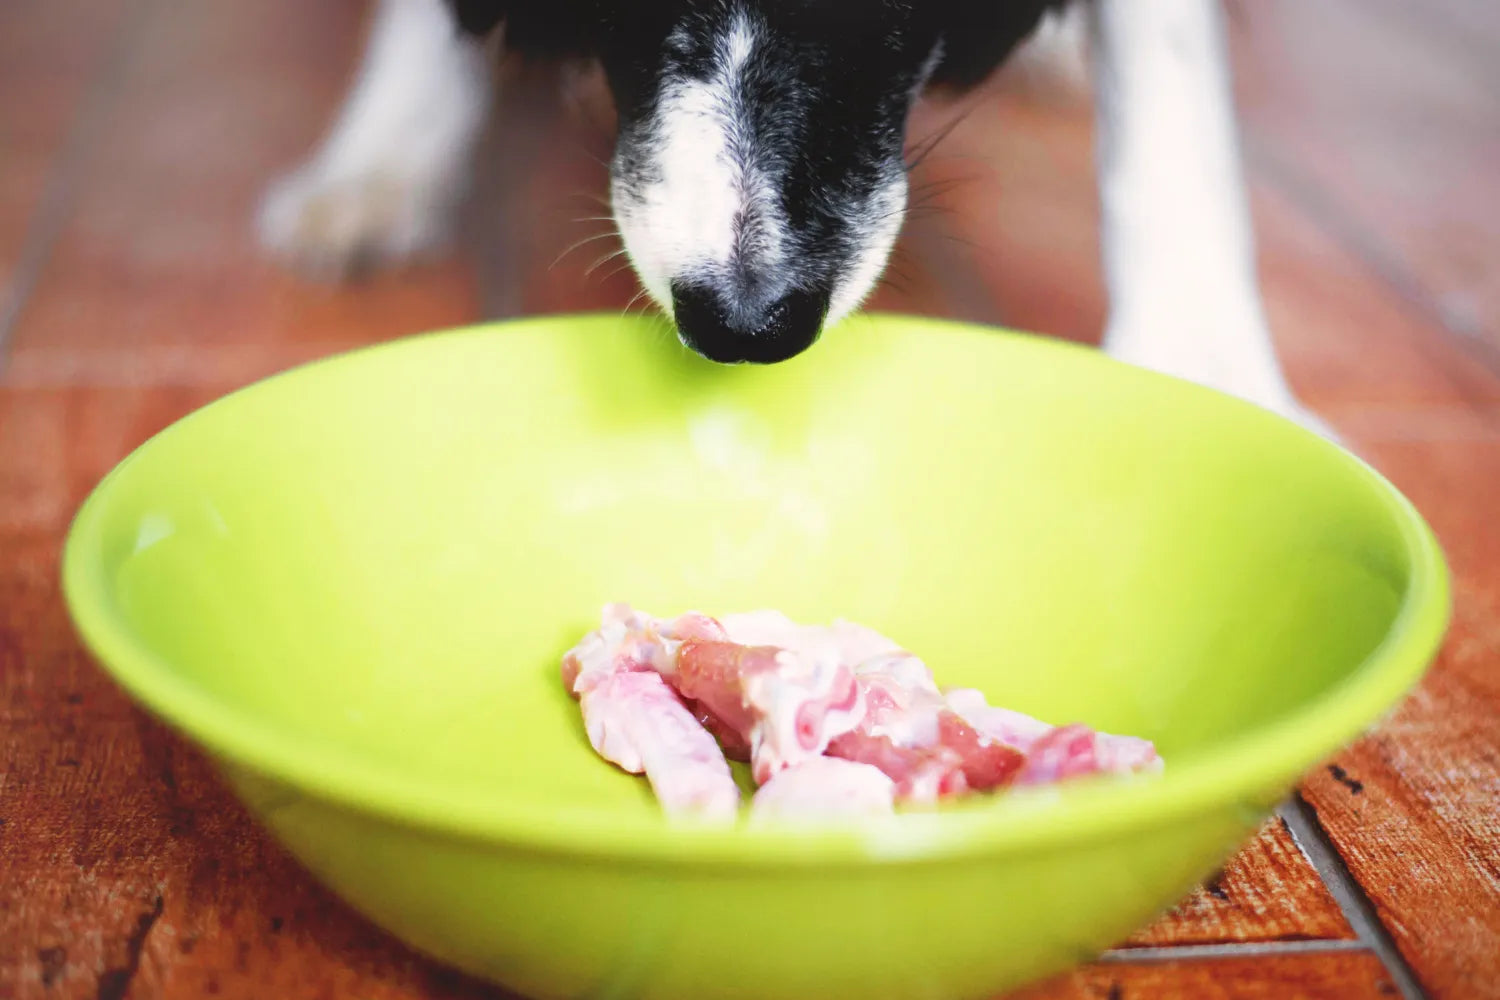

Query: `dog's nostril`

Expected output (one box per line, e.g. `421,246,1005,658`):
671,283,829,364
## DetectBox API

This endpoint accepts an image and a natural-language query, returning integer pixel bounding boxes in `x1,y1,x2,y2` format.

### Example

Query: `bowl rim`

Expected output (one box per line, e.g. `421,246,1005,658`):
60,313,1452,866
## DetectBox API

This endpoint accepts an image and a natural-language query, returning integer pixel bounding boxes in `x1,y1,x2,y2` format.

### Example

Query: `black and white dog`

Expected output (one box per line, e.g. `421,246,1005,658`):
259,0,1328,434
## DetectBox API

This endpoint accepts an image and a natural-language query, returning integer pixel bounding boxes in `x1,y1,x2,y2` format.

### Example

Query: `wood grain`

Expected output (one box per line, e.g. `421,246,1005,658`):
1234,0,1500,350
1297,435,1500,1000
1004,951,1398,1000
1123,820,1353,948
914,86,1108,345
0,0,131,285
920,67,1500,417
6,0,1500,996
0,387,518,1000
1,0,480,381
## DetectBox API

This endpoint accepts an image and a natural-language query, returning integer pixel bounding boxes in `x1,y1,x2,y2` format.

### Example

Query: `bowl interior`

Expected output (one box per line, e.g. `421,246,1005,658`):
70,313,1435,838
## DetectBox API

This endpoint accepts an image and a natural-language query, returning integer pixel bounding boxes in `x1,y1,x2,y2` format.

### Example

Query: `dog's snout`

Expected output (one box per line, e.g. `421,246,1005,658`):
671,283,829,365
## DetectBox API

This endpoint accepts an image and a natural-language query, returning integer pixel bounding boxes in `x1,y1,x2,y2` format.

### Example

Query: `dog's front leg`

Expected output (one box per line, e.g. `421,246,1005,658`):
1089,0,1334,439
258,0,492,278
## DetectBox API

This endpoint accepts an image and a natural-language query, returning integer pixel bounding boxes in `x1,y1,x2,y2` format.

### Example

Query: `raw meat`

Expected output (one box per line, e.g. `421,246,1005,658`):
562,605,867,786
823,653,1025,803
944,688,1163,785
749,757,897,822
559,605,1162,823
673,638,865,784
579,670,740,820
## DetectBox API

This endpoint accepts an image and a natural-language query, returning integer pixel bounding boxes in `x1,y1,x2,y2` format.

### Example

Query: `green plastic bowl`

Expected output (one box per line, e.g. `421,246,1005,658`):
63,313,1448,1000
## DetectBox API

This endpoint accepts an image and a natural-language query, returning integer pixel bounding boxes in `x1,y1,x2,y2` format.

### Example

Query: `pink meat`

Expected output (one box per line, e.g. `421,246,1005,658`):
821,654,1023,803
561,605,1162,822
822,656,1032,803
826,709,1025,803
944,688,1162,784
936,711,1027,790
668,640,779,739
720,610,904,667
942,688,1054,750
561,602,726,695
749,757,897,822
685,698,752,761
852,653,946,744
1013,723,1162,785
674,639,866,784
577,670,740,821
563,604,869,787
825,728,968,803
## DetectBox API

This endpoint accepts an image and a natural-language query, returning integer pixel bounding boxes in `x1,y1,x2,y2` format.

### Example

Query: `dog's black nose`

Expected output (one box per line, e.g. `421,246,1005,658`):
671,283,829,364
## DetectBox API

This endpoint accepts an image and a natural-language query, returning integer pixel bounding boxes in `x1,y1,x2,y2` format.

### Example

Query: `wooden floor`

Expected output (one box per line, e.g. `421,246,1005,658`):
3,1,1498,997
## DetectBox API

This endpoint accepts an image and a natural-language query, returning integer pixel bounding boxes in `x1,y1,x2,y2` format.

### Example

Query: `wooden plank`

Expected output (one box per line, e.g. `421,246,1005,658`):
1232,0,1500,349
1249,184,1500,415
1,699,514,1000
1123,819,1353,948
1004,951,1398,1000
1229,11,1500,975
1,0,479,379
1298,434,1500,1000
0,386,515,1000
924,75,1500,416
908,88,1107,345
0,0,129,287
8,1,1500,997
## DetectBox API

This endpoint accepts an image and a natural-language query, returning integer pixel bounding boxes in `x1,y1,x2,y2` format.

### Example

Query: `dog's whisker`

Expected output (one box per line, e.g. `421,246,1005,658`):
882,263,918,290
904,83,1000,172
906,175,971,202
596,259,639,286
931,230,980,251
910,149,993,170
902,205,956,225
584,247,628,279
622,287,653,316
876,270,915,299
906,187,964,209
561,190,615,213
265,0,1304,423
876,205,915,224
557,133,617,172
548,229,622,272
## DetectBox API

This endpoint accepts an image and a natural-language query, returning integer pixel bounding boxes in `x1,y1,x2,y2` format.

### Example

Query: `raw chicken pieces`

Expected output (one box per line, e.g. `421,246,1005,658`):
560,605,1162,823
749,758,897,823
578,671,740,820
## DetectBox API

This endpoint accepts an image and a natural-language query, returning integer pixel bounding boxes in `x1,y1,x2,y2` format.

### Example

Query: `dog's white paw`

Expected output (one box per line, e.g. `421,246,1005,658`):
256,163,457,280
1106,318,1341,444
